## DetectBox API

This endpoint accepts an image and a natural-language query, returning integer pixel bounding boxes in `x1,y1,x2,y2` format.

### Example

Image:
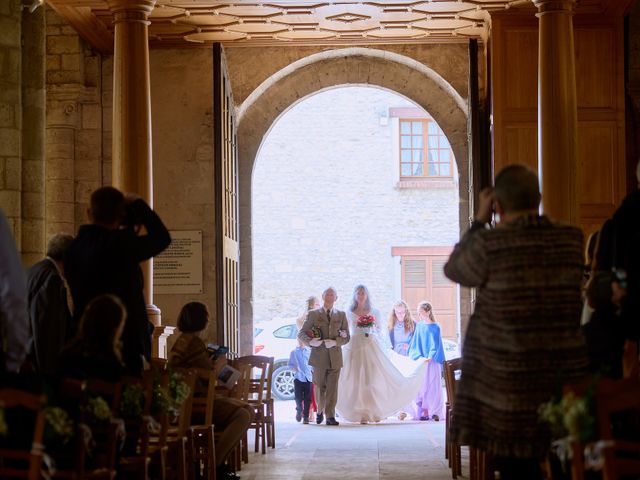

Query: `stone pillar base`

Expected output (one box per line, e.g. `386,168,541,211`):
152,325,176,360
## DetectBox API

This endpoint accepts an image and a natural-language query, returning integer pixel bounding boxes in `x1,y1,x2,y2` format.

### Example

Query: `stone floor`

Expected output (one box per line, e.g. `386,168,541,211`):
238,401,469,480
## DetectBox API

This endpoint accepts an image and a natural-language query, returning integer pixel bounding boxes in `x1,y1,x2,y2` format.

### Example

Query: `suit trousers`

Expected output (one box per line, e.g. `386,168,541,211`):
294,379,312,417
313,367,341,418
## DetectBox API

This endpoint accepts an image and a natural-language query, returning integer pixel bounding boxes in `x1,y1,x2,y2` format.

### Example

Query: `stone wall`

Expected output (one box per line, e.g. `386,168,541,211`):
21,6,45,266
147,49,217,343
253,87,460,332
225,43,477,107
0,0,23,250
45,6,103,241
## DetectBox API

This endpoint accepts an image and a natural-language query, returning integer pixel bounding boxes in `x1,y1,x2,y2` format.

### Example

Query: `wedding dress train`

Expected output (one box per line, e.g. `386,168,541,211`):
336,309,426,422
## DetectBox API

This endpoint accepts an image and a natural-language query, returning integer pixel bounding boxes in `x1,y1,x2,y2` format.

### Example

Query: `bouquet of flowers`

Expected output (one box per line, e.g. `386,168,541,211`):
44,406,74,444
357,315,376,337
307,325,322,340
83,396,112,424
120,383,145,418
538,390,595,443
152,370,192,416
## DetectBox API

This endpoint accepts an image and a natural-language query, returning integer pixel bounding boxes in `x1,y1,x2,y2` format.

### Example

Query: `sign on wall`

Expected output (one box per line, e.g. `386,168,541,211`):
154,230,203,294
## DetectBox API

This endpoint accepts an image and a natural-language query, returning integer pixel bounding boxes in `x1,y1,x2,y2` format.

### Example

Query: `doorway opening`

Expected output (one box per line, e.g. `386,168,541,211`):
251,86,460,402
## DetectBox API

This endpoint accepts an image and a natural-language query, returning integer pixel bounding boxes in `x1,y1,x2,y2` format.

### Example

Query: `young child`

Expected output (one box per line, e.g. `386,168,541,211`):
288,340,313,424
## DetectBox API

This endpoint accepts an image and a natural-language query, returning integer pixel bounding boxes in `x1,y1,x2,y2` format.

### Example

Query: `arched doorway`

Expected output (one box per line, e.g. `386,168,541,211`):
237,47,469,354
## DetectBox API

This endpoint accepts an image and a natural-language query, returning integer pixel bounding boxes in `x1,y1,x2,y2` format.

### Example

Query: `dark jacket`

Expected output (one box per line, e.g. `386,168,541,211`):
26,258,71,374
65,199,171,375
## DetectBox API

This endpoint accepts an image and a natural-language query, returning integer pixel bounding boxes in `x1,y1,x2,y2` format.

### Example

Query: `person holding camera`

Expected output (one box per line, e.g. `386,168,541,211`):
443,165,588,480
64,186,171,376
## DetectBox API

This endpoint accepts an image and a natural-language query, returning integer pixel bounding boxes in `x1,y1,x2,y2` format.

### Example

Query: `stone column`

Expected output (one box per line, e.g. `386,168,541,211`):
533,0,579,224
107,1,165,336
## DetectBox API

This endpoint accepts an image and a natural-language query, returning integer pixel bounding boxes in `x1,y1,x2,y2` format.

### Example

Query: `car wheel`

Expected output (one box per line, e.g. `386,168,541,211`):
272,365,296,400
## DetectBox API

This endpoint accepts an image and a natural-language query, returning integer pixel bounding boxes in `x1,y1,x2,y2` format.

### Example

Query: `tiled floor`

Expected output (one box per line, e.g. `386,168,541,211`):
238,401,469,480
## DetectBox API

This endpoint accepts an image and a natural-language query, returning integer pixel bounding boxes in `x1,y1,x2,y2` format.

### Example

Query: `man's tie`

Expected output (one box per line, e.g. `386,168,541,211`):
326,309,331,322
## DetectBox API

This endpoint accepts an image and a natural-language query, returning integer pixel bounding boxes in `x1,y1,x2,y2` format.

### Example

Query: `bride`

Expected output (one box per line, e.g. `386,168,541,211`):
336,285,426,423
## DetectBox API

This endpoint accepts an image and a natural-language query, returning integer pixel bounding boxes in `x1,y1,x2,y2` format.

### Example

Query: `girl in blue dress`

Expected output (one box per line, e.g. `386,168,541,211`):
408,301,446,421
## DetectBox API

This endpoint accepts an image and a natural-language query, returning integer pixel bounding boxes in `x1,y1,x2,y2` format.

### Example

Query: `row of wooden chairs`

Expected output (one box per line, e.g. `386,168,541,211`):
0,354,278,480
443,357,640,480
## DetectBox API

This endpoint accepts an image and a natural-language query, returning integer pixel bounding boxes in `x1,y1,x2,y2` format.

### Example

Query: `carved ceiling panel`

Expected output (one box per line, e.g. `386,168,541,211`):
44,0,624,50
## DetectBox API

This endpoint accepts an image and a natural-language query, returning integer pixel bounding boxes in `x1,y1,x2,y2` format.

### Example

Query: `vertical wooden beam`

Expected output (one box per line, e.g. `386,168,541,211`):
533,0,579,223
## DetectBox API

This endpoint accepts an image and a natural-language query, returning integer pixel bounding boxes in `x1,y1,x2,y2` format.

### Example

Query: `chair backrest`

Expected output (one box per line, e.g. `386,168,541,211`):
168,368,197,438
86,378,123,413
234,355,271,403
593,378,640,440
443,357,462,407
120,373,154,457
189,367,217,426
0,389,46,480
263,357,275,403
228,362,252,402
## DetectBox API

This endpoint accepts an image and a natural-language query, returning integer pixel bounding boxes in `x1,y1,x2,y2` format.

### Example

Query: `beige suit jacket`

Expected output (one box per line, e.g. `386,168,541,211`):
297,307,350,369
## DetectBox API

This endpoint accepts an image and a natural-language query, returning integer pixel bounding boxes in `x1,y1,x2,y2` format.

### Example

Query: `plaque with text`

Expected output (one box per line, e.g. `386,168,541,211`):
154,230,203,294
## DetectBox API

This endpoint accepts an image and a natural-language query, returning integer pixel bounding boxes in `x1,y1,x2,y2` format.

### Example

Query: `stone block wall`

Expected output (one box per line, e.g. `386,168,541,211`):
45,6,103,240
147,49,217,343
0,0,23,249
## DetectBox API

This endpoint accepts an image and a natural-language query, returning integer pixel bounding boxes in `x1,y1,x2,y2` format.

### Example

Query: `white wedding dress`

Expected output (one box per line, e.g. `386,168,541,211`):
336,309,426,422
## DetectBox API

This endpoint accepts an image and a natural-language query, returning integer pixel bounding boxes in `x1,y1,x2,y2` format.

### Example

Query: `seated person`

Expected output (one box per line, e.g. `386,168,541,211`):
169,302,251,480
58,294,126,383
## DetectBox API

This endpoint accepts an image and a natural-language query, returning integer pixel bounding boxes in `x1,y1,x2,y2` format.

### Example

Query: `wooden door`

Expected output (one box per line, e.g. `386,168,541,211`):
213,44,240,356
400,252,458,340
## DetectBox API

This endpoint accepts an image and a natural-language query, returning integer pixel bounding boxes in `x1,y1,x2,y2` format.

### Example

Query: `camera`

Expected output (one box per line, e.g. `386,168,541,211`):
121,202,142,229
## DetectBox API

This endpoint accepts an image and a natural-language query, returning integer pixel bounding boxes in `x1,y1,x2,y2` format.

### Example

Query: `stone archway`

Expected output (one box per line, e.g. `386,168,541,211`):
237,47,469,354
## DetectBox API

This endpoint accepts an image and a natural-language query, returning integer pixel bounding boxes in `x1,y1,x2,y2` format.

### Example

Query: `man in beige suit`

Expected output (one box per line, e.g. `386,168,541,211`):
298,286,350,425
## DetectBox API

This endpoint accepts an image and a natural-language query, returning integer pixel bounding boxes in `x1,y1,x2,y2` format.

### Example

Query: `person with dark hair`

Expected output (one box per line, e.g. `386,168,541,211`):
0,209,30,374
26,233,74,375
586,159,640,378
168,302,251,480
444,164,588,480
65,187,171,376
170,302,213,368
58,294,126,382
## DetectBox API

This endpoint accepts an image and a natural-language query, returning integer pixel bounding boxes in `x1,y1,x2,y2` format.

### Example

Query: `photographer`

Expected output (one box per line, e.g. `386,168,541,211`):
65,186,171,376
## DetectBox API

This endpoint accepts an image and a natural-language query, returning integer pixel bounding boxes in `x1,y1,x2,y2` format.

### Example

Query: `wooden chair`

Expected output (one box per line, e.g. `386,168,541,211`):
262,357,276,449
50,378,122,480
186,367,218,480
568,377,640,480
234,355,270,455
443,357,462,478
118,373,155,480
0,389,47,480
224,361,252,470
159,368,197,480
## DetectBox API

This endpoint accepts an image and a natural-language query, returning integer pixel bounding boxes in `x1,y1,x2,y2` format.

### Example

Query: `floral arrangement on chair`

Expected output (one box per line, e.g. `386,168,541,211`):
83,396,112,424
44,406,75,444
538,389,595,443
120,384,145,418
357,315,376,337
152,370,191,416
